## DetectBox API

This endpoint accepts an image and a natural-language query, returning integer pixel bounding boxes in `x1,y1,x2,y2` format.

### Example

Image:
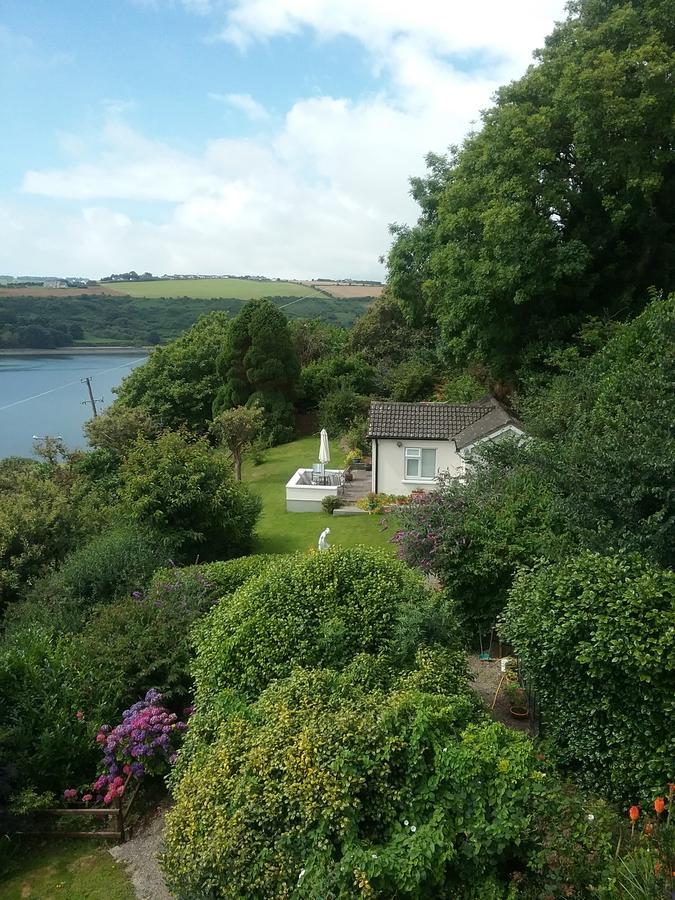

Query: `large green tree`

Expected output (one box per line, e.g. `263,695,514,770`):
525,292,675,567
115,311,230,431
388,0,674,376
213,299,299,444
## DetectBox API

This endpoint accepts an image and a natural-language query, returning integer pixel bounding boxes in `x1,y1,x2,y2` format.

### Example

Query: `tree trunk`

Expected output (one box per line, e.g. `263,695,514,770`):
234,452,242,481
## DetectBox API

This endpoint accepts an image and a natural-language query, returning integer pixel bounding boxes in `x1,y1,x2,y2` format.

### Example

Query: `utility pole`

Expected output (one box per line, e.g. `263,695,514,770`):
81,377,103,418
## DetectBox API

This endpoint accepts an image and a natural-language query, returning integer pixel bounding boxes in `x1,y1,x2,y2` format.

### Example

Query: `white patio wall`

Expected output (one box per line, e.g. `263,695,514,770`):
285,468,342,512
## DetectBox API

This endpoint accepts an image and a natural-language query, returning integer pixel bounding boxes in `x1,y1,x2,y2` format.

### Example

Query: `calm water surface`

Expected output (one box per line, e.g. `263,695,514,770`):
0,352,147,458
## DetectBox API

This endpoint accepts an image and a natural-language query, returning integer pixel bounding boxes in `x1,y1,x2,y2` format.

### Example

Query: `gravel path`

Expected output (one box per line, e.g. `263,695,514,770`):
109,806,173,900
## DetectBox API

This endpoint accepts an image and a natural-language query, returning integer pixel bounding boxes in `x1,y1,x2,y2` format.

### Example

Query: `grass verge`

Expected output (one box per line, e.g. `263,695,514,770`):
0,838,134,900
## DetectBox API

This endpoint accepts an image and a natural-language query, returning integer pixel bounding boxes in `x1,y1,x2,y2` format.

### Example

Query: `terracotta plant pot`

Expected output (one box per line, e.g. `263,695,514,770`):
510,705,529,720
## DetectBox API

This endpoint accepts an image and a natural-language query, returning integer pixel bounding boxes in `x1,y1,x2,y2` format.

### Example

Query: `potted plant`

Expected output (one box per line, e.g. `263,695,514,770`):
344,449,362,467
505,680,528,719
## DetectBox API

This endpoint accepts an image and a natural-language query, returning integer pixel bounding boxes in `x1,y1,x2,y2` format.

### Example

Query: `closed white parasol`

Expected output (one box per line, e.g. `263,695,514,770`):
319,428,330,465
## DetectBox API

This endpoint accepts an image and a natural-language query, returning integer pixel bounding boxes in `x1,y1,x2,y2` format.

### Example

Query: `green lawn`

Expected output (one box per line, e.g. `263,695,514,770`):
0,839,134,900
104,277,324,300
243,436,398,554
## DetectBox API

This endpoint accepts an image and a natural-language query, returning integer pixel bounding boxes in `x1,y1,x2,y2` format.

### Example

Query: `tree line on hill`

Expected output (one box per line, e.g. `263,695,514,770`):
0,292,371,349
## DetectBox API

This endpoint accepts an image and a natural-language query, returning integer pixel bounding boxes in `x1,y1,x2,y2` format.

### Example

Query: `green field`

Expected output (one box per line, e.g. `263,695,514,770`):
242,436,397,554
104,277,324,300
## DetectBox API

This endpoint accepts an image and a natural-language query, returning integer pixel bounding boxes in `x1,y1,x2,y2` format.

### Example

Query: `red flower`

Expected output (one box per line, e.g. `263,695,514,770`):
654,797,666,815
629,805,640,823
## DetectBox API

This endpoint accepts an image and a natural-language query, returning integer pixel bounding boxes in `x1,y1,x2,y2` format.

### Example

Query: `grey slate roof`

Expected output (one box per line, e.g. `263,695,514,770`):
453,403,525,450
367,396,525,446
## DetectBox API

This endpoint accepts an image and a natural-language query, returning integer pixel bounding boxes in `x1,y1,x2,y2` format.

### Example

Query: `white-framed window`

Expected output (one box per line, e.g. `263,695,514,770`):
404,447,437,480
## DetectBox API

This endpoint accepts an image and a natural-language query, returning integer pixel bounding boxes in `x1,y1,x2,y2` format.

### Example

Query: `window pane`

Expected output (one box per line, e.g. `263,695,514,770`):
405,456,420,478
405,448,420,458
421,449,436,478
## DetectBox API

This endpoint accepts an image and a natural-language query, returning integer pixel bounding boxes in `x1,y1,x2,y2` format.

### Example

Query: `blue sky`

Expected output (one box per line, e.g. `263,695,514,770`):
1,0,567,279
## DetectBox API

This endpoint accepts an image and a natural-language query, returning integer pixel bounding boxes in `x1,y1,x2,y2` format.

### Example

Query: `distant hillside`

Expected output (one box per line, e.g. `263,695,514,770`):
0,292,373,349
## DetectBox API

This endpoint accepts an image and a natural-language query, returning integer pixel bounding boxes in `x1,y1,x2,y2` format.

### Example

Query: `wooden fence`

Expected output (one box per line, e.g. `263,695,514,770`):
13,775,141,844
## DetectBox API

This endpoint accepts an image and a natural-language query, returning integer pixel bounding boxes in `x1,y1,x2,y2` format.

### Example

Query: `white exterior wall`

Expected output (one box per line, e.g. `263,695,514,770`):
371,439,464,496
285,468,341,512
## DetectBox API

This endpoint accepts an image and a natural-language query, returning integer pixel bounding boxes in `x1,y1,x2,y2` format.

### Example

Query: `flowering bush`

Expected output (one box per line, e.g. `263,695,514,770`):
394,453,572,634
92,689,186,803
61,690,187,807
356,492,409,513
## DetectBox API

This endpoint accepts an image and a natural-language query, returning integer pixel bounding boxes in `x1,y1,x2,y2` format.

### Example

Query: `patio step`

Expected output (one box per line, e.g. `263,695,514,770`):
333,506,368,516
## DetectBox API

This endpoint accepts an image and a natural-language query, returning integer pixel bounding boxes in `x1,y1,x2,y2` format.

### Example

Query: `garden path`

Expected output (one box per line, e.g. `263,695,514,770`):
467,654,531,733
109,805,172,900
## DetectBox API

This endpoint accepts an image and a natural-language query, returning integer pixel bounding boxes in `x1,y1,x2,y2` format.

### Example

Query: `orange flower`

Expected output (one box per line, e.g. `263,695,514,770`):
654,862,661,876
654,797,666,815
629,805,640,823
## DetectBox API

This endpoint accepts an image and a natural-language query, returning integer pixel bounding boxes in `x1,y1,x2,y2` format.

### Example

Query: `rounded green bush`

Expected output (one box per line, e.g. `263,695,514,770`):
321,495,342,514
501,551,675,802
120,430,262,563
163,667,535,899
192,547,434,703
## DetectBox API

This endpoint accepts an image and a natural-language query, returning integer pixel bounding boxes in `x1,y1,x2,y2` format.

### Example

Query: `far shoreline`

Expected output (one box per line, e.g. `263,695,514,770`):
0,346,151,356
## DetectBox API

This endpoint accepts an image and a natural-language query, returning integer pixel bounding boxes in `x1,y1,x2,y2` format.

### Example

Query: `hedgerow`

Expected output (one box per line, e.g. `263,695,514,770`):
501,551,675,802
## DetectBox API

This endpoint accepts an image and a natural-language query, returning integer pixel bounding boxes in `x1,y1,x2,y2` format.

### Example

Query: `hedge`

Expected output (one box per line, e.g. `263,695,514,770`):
501,551,675,802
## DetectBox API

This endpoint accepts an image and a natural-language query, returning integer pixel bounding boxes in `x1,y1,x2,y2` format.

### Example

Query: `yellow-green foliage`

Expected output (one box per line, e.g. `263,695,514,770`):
191,547,432,703
163,663,536,898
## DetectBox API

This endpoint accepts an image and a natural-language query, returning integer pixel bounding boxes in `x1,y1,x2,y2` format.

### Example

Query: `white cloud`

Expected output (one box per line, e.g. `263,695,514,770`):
209,92,269,121
217,0,565,77
4,1,568,278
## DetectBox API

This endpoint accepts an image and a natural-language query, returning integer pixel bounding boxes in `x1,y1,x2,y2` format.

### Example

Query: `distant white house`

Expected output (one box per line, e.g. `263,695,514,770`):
367,397,526,496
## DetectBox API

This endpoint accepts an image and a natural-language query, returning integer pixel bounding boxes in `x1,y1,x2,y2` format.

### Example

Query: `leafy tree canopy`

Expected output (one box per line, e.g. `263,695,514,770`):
209,403,265,481
214,299,299,411
115,311,230,431
526,293,675,566
84,405,159,458
119,430,261,563
387,0,674,376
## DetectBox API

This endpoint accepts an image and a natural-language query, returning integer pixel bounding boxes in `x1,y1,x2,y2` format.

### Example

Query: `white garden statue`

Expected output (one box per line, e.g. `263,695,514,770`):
318,527,331,551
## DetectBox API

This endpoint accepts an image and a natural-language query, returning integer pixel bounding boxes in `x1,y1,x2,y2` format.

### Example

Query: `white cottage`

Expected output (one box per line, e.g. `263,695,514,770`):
367,396,526,496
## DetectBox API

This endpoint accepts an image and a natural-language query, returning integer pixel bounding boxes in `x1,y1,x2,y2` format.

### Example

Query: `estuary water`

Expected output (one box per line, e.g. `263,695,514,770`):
0,352,148,458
